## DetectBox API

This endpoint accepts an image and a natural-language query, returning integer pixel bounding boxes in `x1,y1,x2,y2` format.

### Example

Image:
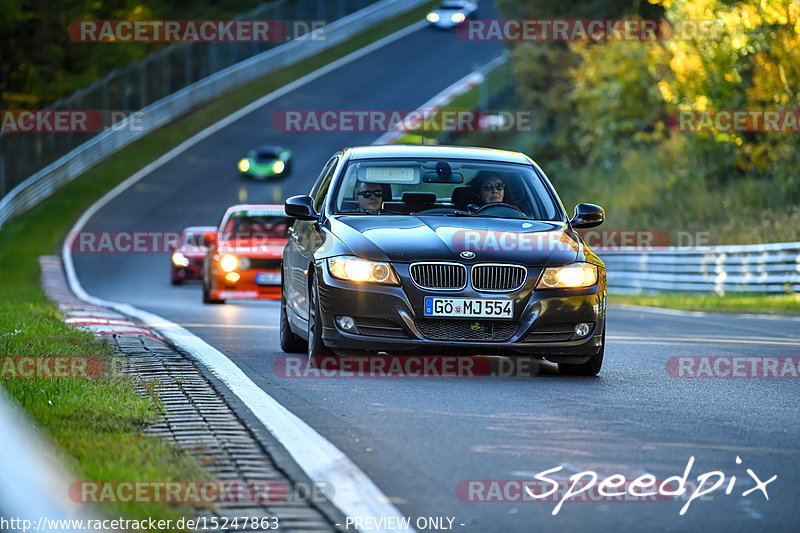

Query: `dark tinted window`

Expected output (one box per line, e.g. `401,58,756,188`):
332,158,562,221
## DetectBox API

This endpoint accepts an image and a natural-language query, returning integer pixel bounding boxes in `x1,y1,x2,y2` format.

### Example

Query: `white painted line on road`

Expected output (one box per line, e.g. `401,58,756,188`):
609,335,800,347
611,303,800,322
62,20,431,533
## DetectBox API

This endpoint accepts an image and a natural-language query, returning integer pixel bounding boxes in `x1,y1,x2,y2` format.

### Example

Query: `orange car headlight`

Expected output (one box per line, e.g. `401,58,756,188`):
220,254,238,272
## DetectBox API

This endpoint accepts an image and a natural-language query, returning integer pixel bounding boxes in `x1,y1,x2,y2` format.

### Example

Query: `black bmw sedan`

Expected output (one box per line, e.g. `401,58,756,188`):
280,145,607,375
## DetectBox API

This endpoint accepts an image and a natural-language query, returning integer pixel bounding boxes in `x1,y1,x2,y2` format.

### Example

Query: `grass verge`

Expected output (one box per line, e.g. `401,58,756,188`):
0,2,435,524
608,293,800,315
0,302,209,522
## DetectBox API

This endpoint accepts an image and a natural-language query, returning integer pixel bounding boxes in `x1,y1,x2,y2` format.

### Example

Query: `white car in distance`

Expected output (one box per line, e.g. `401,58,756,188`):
426,0,478,29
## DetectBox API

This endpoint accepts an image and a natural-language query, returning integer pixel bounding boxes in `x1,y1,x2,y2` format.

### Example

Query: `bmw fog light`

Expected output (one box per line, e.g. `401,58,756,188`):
336,316,357,332
574,323,591,338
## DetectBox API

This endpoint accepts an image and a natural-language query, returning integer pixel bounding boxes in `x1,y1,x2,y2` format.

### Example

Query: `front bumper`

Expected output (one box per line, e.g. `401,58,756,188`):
172,259,202,280
209,269,282,300
241,170,280,179
315,263,606,364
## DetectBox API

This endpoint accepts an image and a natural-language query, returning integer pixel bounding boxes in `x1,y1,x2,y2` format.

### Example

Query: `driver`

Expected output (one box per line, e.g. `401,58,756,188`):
233,218,253,239
353,180,384,214
468,171,516,207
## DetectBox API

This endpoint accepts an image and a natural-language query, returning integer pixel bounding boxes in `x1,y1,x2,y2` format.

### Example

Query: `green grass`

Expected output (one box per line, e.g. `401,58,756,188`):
0,301,209,523
609,293,800,315
0,2,436,524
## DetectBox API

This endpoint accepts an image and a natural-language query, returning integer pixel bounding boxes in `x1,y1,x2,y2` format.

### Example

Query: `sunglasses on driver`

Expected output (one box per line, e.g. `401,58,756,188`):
355,190,383,198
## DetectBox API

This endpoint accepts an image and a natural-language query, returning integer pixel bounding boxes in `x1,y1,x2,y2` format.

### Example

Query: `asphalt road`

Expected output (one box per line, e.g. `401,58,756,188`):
72,15,800,533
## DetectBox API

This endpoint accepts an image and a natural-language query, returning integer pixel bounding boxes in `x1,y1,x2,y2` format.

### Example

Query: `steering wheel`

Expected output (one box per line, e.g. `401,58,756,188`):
472,202,526,218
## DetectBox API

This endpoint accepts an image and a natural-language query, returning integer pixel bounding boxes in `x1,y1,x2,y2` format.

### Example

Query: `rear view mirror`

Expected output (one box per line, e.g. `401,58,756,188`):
570,203,604,228
285,195,319,221
203,231,217,247
422,171,463,183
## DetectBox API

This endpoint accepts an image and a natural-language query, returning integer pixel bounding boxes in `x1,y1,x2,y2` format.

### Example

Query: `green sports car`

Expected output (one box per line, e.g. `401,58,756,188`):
238,145,292,179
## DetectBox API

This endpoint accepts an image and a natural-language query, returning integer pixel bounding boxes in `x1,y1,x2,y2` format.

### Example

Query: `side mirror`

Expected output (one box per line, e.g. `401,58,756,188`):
570,203,604,228
203,231,217,247
285,195,319,221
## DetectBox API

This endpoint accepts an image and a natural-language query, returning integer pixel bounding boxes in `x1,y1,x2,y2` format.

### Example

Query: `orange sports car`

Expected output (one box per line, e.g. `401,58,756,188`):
202,204,290,304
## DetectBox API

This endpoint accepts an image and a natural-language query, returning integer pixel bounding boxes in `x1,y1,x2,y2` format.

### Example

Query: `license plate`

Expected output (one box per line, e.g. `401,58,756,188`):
255,272,281,285
424,297,513,318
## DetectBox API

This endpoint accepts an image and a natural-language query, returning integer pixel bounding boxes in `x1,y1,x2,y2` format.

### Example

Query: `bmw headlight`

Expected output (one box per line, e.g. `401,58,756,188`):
451,12,466,23
238,159,250,172
328,257,399,284
220,254,238,272
427,12,440,23
536,262,598,289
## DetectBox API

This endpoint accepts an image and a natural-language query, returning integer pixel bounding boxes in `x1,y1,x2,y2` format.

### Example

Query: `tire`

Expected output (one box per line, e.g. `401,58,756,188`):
558,325,604,376
171,276,182,286
307,274,334,360
280,291,306,353
202,275,225,304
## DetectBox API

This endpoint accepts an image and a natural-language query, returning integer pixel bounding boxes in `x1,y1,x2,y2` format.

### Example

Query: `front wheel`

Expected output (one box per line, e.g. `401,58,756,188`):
202,275,225,304
307,274,334,360
558,325,604,376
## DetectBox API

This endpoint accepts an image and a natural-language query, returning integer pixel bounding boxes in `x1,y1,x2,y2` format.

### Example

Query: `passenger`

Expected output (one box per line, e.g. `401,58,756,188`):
468,171,518,208
353,180,384,214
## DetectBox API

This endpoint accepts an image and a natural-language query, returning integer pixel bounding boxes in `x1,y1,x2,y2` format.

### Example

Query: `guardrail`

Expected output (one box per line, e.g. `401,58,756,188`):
601,242,800,294
0,0,429,231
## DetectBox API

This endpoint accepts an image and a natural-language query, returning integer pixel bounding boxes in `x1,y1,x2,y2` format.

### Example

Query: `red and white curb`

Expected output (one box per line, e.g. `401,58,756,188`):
374,70,485,145
39,255,164,341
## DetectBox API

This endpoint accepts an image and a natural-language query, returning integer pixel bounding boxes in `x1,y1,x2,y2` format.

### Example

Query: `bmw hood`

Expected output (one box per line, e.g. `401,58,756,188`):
329,216,580,266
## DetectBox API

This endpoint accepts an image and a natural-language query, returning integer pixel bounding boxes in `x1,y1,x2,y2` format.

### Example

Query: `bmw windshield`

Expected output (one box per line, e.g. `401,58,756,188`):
331,158,564,221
